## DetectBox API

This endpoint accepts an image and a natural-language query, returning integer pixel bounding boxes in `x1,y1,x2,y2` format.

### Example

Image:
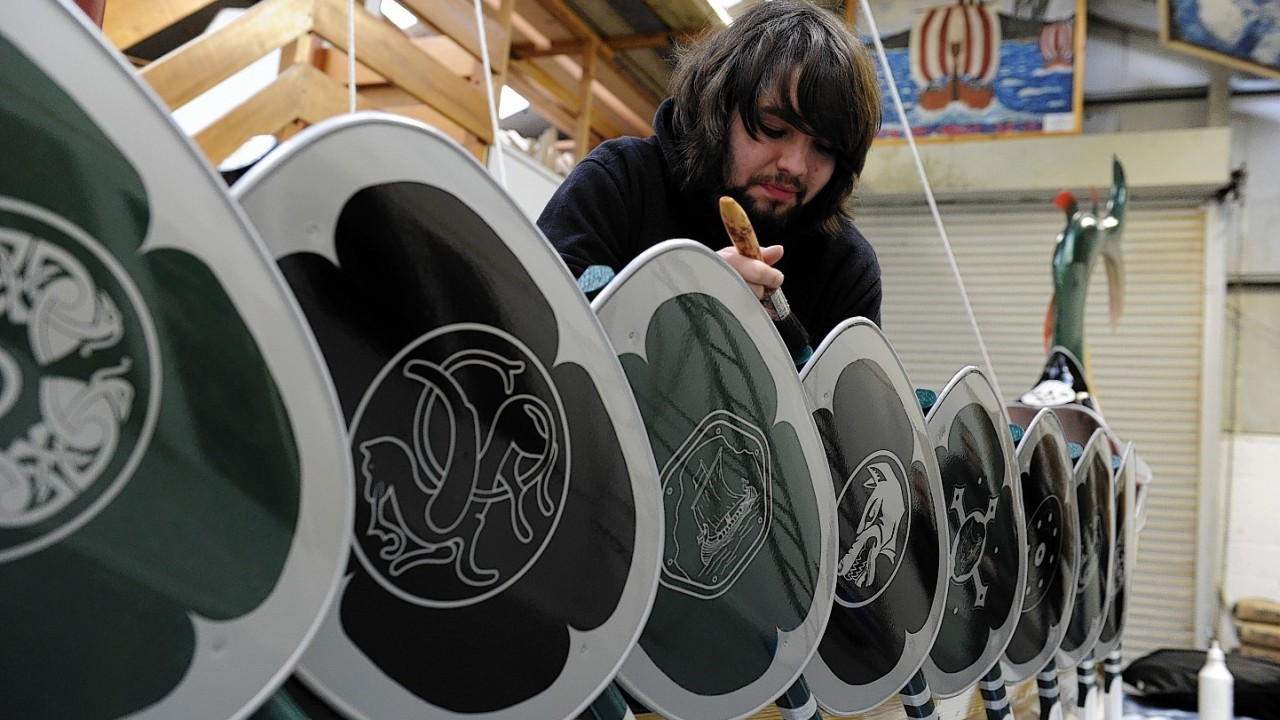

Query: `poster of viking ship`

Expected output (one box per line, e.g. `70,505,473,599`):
860,0,1085,140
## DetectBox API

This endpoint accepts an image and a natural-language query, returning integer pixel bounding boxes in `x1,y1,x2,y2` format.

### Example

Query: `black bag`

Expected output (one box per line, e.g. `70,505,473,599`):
1123,647,1280,720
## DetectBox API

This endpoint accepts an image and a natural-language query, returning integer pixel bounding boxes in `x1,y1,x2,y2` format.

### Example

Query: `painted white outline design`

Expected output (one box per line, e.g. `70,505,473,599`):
0,196,159,561
834,449,912,609
1021,494,1063,611
349,323,569,608
659,410,772,600
948,483,999,610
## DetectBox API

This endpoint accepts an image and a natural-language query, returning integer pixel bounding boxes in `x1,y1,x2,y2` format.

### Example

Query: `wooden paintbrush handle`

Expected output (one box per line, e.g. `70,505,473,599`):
719,196,764,262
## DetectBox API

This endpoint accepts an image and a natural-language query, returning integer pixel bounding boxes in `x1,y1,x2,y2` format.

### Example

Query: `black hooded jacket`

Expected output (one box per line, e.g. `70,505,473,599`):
537,98,882,343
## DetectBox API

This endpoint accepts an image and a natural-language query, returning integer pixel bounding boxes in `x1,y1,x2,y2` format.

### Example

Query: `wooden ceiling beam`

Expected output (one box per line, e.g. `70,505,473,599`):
103,0,218,50
141,0,313,111
510,29,701,59
311,0,491,142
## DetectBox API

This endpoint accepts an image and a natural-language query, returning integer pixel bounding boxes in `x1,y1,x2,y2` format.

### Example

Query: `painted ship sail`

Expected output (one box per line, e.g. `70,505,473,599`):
908,0,1002,111
1039,20,1074,69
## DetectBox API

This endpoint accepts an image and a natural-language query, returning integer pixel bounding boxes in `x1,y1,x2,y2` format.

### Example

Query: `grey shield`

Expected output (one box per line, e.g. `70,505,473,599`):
920,367,1027,699
595,240,837,720
1001,407,1080,683
800,318,950,715
234,112,663,720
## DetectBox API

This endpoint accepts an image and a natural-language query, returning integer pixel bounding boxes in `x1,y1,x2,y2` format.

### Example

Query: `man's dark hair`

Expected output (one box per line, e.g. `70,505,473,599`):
668,0,882,236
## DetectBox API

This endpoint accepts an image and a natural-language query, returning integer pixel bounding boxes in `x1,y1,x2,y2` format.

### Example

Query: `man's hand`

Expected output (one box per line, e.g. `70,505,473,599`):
717,244,784,299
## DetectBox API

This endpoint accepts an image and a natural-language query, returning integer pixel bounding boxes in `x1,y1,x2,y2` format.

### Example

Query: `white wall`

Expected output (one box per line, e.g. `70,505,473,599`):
1081,23,1280,649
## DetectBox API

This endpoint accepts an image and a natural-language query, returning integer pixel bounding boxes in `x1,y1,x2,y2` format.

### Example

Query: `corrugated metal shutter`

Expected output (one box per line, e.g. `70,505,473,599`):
853,202,1206,662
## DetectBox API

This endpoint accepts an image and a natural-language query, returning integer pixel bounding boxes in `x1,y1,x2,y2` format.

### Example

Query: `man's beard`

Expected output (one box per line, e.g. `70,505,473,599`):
721,173,808,240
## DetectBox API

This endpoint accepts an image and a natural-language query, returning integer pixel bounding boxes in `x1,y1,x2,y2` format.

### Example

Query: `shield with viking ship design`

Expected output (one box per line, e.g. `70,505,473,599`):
1000,407,1080,683
593,240,836,720
1055,425,1116,668
1094,440,1136,659
0,4,351,718
920,367,1027,699
233,113,663,720
798,318,949,715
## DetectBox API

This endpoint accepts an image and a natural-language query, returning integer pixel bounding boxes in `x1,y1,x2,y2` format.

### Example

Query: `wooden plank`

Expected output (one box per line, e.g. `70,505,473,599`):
140,0,313,111
395,0,507,69
194,64,304,165
534,0,616,60
295,64,373,124
504,73,579,141
511,30,697,58
574,40,598,161
103,0,218,50
311,0,491,142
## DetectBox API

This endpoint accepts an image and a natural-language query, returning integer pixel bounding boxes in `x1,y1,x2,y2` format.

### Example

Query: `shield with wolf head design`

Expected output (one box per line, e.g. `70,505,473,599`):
798,318,949,715
920,367,1027,699
593,240,836,720
1001,407,1080,683
1055,423,1116,667
1094,441,1136,658
233,112,662,719
0,4,351,718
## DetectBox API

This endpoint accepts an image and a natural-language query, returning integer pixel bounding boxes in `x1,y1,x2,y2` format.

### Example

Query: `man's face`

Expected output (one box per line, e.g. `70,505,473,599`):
723,86,836,237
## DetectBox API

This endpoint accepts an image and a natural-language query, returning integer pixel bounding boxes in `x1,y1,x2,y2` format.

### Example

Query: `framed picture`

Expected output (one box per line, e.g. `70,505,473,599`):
1158,0,1280,80
856,0,1085,142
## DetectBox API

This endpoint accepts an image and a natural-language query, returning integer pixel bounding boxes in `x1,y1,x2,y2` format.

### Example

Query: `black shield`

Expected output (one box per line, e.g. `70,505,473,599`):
1001,407,1080,682
799,318,949,715
233,113,663,719
1055,424,1116,667
1094,441,1137,657
920,367,1027,698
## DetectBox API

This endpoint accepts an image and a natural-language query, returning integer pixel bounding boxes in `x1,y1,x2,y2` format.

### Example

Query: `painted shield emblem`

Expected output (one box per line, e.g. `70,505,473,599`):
921,367,1027,698
1095,441,1137,657
232,112,662,720
1055,424,1116,667
594,240,836,720
799,319,949,715
1001,407,1080,682
1,5,351,718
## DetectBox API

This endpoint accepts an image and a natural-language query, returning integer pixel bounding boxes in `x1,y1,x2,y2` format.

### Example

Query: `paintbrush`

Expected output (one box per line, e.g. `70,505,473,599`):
719,196,811,365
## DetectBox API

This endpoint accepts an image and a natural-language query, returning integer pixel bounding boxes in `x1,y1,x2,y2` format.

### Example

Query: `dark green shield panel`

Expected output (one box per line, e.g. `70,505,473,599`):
799,318,949,715
0,4,351,718
1001,407,1080,683
921,367,1027,699
233,113,663,720
1055,425,1116,667
594,240,836,720
1095,441,1137,658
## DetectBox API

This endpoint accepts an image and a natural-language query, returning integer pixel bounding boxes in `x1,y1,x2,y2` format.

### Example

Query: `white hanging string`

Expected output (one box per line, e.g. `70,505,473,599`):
474,0,509,190
857,0,1003,403
347,0,357,113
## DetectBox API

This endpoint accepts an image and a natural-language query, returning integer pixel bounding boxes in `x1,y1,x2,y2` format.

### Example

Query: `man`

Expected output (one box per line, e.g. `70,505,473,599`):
537,0,884,345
